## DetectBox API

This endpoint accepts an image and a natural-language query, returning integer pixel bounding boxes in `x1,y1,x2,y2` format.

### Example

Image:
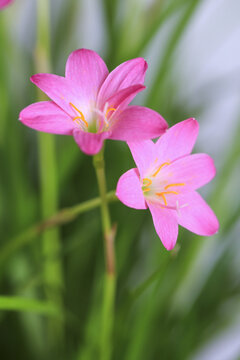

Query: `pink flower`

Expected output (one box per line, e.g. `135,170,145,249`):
0,0,13,9
116,118,219,250
19,49,167,155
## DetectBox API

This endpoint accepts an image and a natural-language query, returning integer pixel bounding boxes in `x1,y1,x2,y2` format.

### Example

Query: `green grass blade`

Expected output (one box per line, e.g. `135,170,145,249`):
146,0,202,110
119,0,194,61
0,296,61,317
0,192,117,269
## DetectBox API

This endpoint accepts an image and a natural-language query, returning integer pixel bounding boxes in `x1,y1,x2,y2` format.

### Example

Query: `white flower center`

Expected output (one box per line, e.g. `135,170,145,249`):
141,161,185,209
69,101,116,133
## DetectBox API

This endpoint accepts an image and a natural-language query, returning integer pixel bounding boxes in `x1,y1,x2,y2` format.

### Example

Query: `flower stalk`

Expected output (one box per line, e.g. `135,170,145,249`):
0,191,117,269
93,148,116,360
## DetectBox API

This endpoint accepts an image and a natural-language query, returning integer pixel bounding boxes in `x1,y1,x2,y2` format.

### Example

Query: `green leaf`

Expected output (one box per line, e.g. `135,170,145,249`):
0,296,61,317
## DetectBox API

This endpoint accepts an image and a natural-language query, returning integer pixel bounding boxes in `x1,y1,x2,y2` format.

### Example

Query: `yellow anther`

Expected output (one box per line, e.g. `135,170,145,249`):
164,183,185,190
152,162,171,177
73,116,89,128
106,107,116,117
142,178,152,187
69,102,88,128
156,190,179,206
142,178,152,194
163,191,179,195
156,193,167,206
142,188,151,193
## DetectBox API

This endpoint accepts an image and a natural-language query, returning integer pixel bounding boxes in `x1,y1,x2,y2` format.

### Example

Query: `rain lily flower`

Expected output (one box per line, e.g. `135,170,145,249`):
116,118,219,250
19,49,167,155
0,0,13,9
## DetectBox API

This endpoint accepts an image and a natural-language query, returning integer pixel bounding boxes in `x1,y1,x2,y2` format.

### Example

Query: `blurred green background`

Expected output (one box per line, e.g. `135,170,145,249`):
0,0,240,359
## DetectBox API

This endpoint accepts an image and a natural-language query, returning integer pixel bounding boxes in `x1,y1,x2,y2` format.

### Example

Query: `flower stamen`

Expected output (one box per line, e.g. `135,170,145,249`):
156,193,167,206
142,178,152,193
142,178,152,186
164,183,185,190
143,188,151,193
69,102,88,128
156,191,179,206
104,107,117,128
152,162,171,177
106,107,116,117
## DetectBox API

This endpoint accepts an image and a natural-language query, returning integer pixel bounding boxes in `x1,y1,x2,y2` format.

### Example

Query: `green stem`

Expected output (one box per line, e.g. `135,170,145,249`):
93,149,116,360
0,296,61,317
0,191,117,268
36,0,64,350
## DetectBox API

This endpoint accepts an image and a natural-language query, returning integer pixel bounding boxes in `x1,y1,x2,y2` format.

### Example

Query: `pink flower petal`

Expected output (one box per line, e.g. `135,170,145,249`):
160,153,216,191
116,168,147,210
73,129,110,155
177,191,219,236
156,118,199,163
147,202,178,250
105,84,145,112
127,140,156,178
19,101,74,135
31,74,87,117
65,49,109,104
0,0,13,9
97,58,147,108
110,106,168,141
